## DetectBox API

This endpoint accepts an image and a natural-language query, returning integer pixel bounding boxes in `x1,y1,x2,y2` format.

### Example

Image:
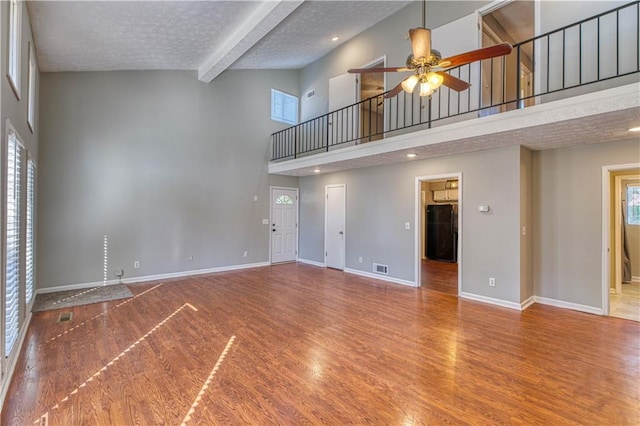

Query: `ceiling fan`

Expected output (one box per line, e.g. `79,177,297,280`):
348,0,512,99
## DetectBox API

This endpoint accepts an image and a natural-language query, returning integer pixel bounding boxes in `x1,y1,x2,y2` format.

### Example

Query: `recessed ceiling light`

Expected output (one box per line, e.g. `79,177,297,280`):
331,36,339,42
407,153,417,158
313,168,321,173
629,126,640,132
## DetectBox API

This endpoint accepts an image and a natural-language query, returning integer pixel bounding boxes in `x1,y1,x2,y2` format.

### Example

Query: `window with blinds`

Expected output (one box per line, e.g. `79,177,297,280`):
271,89,298,125
5,131,22,357
26,158,35,306
8,0,22,98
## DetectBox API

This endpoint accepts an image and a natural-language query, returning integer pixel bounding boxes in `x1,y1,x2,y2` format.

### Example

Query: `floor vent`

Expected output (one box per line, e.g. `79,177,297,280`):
373,263,389,275
58,312,73,323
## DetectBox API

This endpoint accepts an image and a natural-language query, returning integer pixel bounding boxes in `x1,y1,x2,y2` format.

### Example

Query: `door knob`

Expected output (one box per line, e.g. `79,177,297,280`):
272,229,276,232
339,231,344,235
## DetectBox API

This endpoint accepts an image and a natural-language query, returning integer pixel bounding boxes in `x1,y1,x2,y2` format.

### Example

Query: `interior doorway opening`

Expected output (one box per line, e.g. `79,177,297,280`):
480,0,535,115
415,174,462,295
605,167,640,322
358,57,385,143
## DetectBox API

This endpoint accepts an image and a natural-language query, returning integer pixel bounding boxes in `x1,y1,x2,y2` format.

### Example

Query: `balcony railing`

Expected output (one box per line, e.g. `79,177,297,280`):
271,1,640,161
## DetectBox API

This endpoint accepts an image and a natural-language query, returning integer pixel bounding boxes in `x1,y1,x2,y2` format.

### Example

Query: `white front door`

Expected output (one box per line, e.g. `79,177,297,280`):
271,187,298,263
325,184,346,270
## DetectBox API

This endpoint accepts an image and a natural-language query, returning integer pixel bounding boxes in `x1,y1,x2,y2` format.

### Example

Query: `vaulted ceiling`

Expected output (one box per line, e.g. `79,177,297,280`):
28,1,411,82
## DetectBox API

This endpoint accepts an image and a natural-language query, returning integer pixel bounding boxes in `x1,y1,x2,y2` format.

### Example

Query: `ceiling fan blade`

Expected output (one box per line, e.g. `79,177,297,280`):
437,43,513,69
348,67,412,74
437,72,471,92
409,27,431,60
384,82,404,99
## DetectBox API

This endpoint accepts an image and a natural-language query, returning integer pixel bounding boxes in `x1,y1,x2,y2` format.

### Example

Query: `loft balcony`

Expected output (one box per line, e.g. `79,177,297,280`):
269,1,640,176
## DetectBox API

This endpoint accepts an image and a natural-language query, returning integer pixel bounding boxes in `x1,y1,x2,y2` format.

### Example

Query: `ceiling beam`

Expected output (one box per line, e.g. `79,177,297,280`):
198,0,304,83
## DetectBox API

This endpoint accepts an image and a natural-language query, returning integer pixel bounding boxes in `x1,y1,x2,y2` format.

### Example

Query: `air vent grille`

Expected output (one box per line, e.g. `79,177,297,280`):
373,263,389,275
58,312,73,323
305,89,315,100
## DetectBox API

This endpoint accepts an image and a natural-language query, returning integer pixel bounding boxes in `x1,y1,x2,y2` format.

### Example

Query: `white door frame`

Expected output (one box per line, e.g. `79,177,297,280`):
324,184,346,270
414,173,463,292
269,186,299,264
601,163,640,315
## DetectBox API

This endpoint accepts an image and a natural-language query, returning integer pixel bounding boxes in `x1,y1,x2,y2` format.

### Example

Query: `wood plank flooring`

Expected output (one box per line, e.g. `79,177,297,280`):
421,259,458,295
2,263,639,425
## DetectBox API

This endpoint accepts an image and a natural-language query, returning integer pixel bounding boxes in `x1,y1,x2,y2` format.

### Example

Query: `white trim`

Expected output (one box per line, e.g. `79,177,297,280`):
0,310,31,412
460,292,523,310
534,296,603,316
632,276,640,283
414,172,462,295
297,258,325,268
520,296,535,310
324,184,346,270
36,262,270,295
602,163,640,316
344,268,416,288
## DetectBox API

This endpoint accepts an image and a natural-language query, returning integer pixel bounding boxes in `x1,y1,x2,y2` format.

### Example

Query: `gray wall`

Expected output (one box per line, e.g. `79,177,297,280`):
38,70,298,289
299,145,523,303
533,139,640,308
520,147,533,301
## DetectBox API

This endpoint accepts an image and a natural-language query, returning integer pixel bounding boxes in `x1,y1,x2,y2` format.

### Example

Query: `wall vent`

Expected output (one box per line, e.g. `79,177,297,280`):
305,89,315,100
373,263,388,275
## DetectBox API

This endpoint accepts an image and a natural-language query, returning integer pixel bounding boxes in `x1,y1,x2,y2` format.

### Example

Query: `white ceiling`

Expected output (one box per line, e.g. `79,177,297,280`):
28,0,411,78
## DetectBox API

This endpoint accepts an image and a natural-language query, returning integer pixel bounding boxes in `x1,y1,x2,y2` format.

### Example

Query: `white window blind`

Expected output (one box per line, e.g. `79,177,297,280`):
5,131,22,357
271,89,298,125
8,0,22,97
26,158,35,306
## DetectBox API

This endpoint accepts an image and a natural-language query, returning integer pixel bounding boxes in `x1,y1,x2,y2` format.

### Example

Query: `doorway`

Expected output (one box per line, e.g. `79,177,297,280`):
603,166,640,321
325,184,346,270
479,0,535,114
358,58,385,143
415,174,462,295
270,187,298,264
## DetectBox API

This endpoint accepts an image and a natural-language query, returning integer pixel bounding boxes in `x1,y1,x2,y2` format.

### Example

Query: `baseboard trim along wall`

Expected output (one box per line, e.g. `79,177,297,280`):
533,296,603,316
632,276,640,283
459,292,528,311
520,296,535,310
0,310,32,413
36,262,271,295
344,268,417,287
297,258,326,268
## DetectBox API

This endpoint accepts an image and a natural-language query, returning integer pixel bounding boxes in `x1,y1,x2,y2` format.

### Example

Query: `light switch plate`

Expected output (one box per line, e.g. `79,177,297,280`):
262,219,269,224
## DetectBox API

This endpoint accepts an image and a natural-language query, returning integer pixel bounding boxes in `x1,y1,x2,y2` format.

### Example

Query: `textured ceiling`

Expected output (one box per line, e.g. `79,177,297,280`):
28,1,411,73
229,1,411,69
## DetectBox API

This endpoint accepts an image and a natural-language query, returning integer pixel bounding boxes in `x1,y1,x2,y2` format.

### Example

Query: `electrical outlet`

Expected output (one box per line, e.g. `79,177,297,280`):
489,277,496,287
133,260,140,269
404,222,411,230
115,269,124,278
243,251,248,257
358,256,363,263
253,195,258,202
189,255,194,261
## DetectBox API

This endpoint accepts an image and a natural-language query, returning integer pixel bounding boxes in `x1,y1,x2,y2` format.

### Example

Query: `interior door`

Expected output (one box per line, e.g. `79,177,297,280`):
325,184,346,270
328,73,358,147
271,188,298,263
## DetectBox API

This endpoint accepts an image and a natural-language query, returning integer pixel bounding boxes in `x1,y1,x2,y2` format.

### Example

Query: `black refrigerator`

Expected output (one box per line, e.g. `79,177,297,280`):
426,204,457,262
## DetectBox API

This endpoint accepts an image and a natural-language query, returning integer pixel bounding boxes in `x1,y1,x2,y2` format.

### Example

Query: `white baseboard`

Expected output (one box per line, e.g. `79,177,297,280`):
632,276,640,283
459,292,524,310
520,296,535,310
533,296,603,316
297,258,326,268
37,262,270,295
0,309,32,413
344,268,417,287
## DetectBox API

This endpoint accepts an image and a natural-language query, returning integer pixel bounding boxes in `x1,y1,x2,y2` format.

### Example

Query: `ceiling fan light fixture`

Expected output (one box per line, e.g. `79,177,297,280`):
426,72,444,89
401,74,420,93
419,82,433,97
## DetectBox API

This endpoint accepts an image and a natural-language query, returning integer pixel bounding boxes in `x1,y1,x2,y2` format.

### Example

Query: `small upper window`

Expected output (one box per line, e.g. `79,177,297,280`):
27,43,36,131
627,184,640,225
8,0,23,99
271,89,298,125
275,195,294,205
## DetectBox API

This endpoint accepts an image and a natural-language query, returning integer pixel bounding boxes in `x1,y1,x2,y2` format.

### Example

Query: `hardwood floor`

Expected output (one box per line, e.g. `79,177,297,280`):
421,259,458,295
3,263,639,424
